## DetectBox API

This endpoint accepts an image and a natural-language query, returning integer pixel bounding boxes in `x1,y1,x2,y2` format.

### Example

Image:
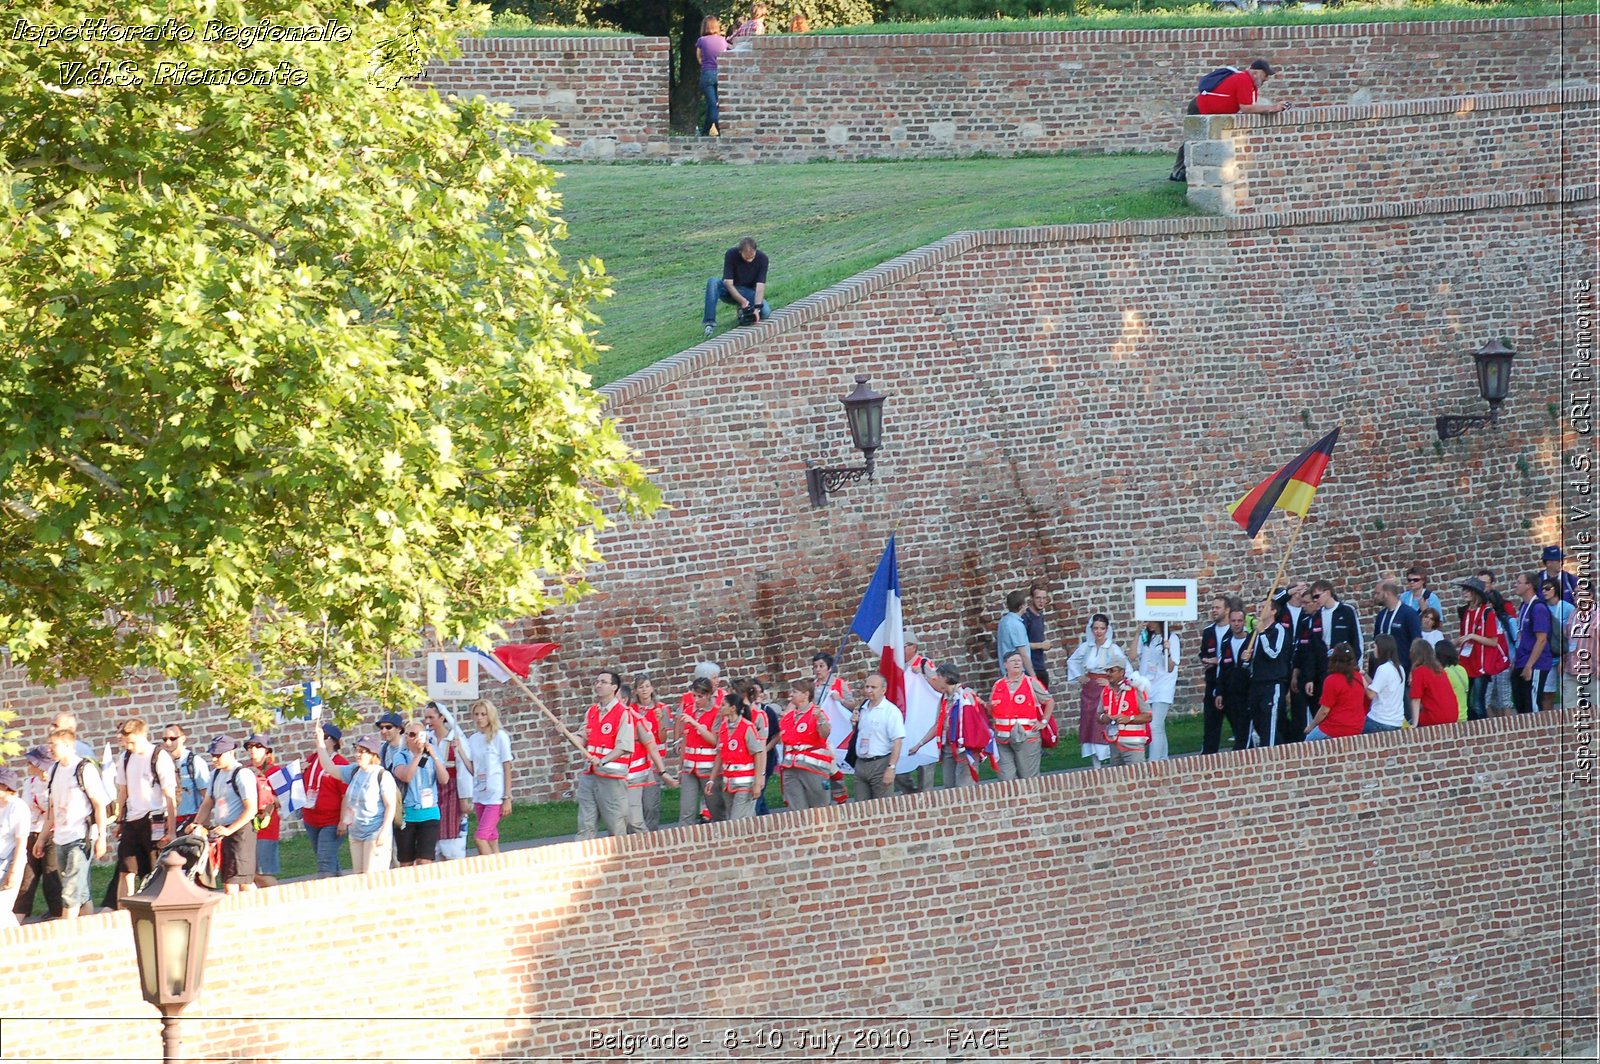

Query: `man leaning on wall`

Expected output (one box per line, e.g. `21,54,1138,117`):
1171,58,1287,182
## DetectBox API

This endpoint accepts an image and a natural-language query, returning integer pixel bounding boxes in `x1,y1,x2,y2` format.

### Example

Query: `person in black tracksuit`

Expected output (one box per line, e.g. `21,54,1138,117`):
1245,599,1292,747
1215,607,1255,751
1284,584,1327,745
1198,594,1233,755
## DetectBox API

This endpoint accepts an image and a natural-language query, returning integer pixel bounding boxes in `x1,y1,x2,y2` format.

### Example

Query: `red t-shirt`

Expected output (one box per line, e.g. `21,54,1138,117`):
1196,70,1258,114
1317,672,1369,737
1410,667,1458,728
301,752,350,829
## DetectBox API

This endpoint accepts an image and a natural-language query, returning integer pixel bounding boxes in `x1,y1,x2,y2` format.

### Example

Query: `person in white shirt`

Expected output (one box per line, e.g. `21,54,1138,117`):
110,717,178,907
1363,635,1407,732
1137,621,1181,760
34,729,109,919
1066,614,1130,767
0,769,31,924
851,674,905,801
466,699,514,855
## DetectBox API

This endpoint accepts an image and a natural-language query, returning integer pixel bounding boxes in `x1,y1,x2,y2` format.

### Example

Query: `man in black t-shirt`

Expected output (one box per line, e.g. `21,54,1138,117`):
703,236,770,336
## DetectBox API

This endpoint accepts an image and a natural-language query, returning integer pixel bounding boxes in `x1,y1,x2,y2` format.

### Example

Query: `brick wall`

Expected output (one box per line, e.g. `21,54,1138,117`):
418,36,669,160
0,714,1592,1060
417,17,1599,162
1185,88,1600,215
3,190,1590,802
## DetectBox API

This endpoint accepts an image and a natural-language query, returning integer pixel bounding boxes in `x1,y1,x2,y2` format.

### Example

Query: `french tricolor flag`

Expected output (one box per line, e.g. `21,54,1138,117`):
849,533,906,712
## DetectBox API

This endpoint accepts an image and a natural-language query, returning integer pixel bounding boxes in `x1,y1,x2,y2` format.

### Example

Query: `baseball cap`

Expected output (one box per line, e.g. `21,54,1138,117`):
208,735,239,756
0,768,20,793
377,712,405,729
24,745,52,770
354,735,382,755
244,733,272,750
1250,59,1278,75
321,722,343,741
1543,545,1564,562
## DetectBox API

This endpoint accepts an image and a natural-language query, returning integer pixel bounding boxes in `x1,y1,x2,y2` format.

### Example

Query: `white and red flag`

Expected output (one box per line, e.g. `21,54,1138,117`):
849,533,906,712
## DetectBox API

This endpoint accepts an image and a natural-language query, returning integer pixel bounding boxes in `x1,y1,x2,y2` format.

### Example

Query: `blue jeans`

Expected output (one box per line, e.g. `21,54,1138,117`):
305,822,343,878
55,837,92,909
703,280,770,326
698,71,719,134
1362,718,1401,734
1305,726,1333,741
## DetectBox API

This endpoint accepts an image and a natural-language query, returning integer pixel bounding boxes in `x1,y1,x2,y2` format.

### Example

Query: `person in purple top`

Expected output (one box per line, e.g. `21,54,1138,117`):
1511,571,1555,713
695,17,728,137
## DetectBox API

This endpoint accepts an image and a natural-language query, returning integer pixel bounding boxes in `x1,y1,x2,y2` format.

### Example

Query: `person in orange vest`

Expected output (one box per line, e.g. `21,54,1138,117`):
575,670,635,840
620,681,676,834
910,663,988,789
676,676,724,824
778,678,834,809
989,650,1054,781
710,692,767,820
1096,663,1153,766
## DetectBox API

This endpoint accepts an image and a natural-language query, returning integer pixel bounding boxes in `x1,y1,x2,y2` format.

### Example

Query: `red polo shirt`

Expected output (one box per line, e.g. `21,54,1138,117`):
1197,70,1258,114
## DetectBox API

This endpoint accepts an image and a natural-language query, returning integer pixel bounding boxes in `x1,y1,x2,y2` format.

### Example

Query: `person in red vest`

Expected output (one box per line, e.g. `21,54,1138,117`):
911,663,988,789
677,677,723,824
628,677,673,830
1097,663,1153,766
778,678,834,810
621,681,675,834
989,651,1054,781
710,692,767,820
575,670,634,841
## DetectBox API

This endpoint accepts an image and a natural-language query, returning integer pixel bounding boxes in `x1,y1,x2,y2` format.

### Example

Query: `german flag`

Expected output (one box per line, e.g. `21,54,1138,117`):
1142,584,1190,609
1228,428,1340,538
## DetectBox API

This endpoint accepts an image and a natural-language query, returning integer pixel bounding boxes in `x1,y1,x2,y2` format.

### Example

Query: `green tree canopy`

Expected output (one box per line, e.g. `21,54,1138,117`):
1,0,655,729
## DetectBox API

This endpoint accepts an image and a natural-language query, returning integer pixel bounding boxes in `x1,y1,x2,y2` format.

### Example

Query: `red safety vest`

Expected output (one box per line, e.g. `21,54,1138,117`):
990,677,1043,737
626,704,663,788
779,705,833,776
718,715,762,794
1101,685,1150,750
1459,605,1509,678
584,701,631,779
680,691,721,778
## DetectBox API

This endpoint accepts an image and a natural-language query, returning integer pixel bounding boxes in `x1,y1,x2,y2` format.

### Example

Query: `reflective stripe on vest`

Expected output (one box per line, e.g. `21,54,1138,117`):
719,717,759,792
681,692,720,777
990,678,1042,732
1102,687,1149,750
626,705,662,787
585,702,630,779
779,706,833,776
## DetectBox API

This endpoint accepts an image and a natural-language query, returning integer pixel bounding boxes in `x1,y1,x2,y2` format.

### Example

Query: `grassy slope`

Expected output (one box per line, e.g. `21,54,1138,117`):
554,155,1190,385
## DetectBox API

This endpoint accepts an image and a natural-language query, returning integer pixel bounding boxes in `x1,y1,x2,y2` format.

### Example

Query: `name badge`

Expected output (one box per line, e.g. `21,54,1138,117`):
305,788,319,807
419,787,436,809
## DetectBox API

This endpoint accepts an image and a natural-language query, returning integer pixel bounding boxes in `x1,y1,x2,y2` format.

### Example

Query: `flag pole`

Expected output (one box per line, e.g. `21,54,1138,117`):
503,672,588,756
1244,513,1309,659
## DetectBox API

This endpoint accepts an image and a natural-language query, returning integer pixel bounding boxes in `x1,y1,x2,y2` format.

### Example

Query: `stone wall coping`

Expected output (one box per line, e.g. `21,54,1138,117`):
451,15,1592,52
1219,85,1599,129
601,186,1594,408
0,710,1570,950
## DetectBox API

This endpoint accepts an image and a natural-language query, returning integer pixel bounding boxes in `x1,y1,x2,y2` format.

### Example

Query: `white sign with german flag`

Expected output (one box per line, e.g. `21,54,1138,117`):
1133,579,1198,622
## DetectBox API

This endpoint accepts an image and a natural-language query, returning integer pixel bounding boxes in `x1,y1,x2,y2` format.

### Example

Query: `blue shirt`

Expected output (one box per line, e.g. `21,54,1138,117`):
1513,598,1555,671
338,764,396,841
174,749,211,817
392,749,440,823
1399,589,1442,616
208,765,255,825
996,612,1029,674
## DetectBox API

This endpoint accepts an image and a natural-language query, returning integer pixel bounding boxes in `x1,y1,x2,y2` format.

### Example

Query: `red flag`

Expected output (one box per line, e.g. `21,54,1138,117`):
492,642,560,678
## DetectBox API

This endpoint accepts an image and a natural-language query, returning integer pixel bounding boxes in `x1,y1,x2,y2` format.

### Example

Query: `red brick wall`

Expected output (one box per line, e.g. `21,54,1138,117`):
0,715,1592,1060
419,17,1597,162
3,191,1588,802
1186,88,1599,215
418,36,669,159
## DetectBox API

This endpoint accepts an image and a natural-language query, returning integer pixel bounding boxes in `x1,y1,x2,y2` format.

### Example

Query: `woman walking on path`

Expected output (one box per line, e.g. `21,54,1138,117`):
695,17,729,137
466,700,513,856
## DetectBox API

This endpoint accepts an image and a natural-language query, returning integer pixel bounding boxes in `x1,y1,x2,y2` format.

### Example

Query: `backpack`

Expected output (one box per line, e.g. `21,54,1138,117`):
1197,66,1241,94
1547,605,1566,658
121,746,174,822
227,767,277,829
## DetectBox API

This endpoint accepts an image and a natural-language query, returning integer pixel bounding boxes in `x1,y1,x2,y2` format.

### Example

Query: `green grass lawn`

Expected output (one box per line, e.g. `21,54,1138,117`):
552,155,1190,385
36,712,1205,917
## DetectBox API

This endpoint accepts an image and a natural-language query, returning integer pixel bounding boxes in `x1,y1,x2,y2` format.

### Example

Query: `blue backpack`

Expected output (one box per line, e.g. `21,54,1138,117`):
1197,67,1241,94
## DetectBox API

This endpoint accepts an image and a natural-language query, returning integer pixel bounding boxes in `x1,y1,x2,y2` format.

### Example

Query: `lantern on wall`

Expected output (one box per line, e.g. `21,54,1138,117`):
123,850,221,1063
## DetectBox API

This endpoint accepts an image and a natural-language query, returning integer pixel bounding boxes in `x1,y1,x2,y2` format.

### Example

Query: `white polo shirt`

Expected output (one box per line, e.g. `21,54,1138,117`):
855,700,906,758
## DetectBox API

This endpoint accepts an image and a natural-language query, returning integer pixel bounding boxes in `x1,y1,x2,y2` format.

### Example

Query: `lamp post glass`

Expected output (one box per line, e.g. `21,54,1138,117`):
841,376,885,456
124,851,220,1011
1474,340,1515,407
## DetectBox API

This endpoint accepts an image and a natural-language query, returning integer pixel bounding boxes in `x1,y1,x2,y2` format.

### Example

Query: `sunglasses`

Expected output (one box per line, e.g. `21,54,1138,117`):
162,736,180,743
377,724,397,731
1407,577,1423,583
404,731,424,738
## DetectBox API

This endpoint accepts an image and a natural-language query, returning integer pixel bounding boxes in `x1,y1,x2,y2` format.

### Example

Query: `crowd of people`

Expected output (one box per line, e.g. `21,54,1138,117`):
1,545,1589,920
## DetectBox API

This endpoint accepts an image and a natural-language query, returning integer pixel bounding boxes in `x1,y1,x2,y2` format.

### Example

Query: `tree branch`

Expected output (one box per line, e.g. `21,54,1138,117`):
55,451,126,496
3,499,41,521
209,214,285,257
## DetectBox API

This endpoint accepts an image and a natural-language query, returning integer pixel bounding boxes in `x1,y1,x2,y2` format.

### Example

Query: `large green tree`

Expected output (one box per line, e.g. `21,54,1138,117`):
0,0,655,729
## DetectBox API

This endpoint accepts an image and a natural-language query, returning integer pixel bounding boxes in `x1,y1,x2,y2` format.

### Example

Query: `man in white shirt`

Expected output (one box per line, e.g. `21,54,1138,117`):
850,674,905,801
34,729,109,919
110,717,178,907
0,769,30,924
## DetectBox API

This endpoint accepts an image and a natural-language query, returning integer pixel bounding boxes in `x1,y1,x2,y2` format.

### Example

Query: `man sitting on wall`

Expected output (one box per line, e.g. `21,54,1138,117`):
703,236,770,337
1171,58,1287,181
